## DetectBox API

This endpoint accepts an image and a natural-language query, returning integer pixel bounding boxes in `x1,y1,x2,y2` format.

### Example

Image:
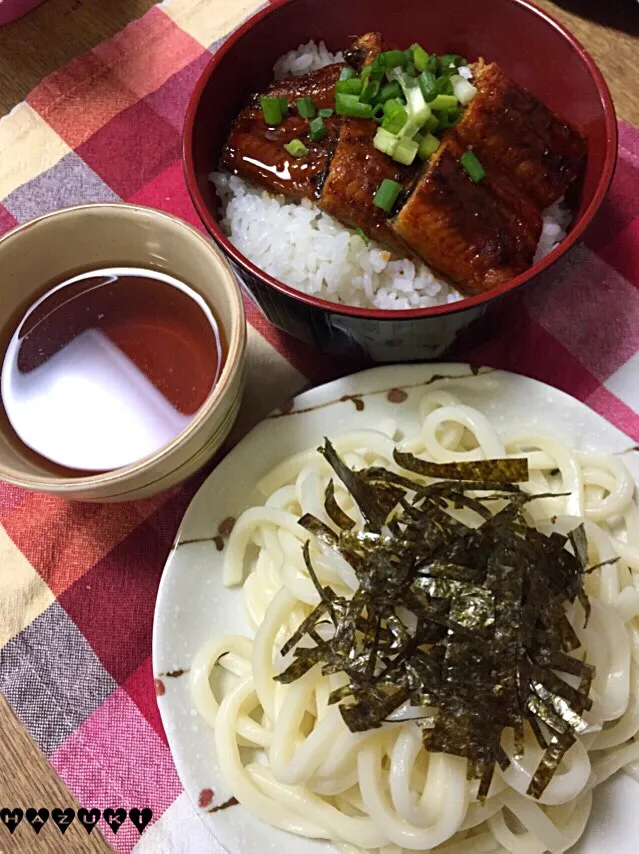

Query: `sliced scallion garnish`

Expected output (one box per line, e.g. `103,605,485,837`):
411,43,429,73
430,93,458,111
438,53,468,72
335,93,373,118
378,49,407,70
339,67,357,81
335,78,363,96
418,70,438,103
284,138,309,158
460,150,486,182
436,105,461,128
381,98,408,135
296,96,316,119
373,178,403,213
360,77,381,104
318,107,334,118
392,135,419,165
451,74,478,105
418,132,440,160
386,68,431,138
260,95,286,126
378,80,402,103
309,116,328,141
373,126,399,156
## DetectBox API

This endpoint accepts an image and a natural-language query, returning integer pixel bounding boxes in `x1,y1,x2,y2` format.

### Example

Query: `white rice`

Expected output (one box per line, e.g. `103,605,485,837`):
212,41,572,310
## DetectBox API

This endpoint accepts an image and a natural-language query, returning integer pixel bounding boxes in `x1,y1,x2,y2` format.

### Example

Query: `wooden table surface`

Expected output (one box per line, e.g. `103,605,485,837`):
0,0,638,852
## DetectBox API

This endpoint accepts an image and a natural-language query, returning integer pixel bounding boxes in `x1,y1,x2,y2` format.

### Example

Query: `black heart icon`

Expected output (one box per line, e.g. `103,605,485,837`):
77,808,101,834
0,808,23,834
103,807,127,834
25,808,49,834
51,807,75,834
128,807,153,834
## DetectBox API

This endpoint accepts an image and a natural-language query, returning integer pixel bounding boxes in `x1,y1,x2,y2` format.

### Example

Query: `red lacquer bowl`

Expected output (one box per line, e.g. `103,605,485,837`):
184,0,616,362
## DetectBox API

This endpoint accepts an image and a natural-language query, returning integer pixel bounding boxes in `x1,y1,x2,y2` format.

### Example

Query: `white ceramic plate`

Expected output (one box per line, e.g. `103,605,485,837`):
153,363,639,854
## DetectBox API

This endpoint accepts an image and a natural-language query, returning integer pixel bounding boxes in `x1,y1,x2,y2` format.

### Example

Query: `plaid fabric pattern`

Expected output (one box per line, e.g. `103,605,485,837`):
0,0,637,849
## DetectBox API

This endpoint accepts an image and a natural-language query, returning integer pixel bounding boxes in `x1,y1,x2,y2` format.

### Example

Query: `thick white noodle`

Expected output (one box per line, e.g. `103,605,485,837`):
194,391,639,854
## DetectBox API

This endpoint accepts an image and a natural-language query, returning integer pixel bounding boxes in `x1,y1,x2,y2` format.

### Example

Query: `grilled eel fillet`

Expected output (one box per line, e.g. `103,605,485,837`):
454,60,587,210
220,36,586,294
220,63,344,201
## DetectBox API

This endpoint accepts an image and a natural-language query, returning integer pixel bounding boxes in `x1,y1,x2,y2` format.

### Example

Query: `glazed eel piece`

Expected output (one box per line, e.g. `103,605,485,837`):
219,35,586,294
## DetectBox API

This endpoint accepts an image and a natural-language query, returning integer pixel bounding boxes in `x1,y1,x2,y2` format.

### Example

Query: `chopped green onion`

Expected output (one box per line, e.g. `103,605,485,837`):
417,69,437,102
278,97,289,112
460,150,486,182
379,80,402,103
373,178,403,213
339,67,357,81
387,68,431,138
436,106,461,128
335,78,363,96
308,116,328,141
425,54,438,74
360,77,380,104
392,136,419,165
435,75,455,96
378,50,407,70
354,226,369,245
411,43,430,73
318,107,334,118
438,53,468,72
296,96,316,119
418,132,440,160
373,126,399,157
451,74,478,105
405,60,417,78
335,93,373,118
260,95,285,126
423,113,439,133
430,93,458,111
382,98,408,134
372,103,385,120
284,138,308,158
366,57,388,81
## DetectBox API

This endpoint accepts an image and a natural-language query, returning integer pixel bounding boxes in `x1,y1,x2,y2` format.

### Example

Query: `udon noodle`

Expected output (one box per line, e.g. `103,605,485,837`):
192,387,639,853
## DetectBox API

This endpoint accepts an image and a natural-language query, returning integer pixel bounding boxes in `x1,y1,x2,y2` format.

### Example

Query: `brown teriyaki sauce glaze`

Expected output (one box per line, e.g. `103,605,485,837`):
1,267,225,473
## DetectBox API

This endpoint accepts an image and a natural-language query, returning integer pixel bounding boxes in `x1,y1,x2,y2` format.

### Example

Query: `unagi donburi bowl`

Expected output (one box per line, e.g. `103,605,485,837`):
183,0,617,362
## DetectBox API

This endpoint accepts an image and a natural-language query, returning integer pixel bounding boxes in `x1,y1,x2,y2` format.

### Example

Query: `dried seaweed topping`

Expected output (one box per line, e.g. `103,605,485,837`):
275,446,595,799
393,450,529,484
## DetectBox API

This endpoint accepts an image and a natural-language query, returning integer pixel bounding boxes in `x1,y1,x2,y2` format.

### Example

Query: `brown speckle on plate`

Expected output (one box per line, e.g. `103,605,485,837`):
199,788,214,809
340,394,365,411
154,678,166,697
213,535,224,551
387,388,408,403
208,796,239,813
218,516,236,538
160,668,189,678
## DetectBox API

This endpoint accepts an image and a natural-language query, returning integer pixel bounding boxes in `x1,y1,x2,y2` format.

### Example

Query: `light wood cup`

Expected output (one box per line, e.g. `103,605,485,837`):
0,203,247,501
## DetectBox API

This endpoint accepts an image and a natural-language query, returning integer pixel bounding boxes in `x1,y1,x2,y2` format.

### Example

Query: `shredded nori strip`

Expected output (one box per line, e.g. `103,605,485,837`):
393,450,529,483
275,447,595,800
324,479,357,530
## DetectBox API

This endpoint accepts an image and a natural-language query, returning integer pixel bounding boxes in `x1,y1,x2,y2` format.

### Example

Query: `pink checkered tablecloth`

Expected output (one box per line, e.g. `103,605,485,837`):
0,0,638,851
